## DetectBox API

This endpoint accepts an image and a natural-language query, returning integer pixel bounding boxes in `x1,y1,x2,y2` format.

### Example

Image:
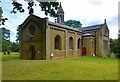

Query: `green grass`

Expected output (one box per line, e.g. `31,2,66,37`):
0,53,19,61
1,54,118,80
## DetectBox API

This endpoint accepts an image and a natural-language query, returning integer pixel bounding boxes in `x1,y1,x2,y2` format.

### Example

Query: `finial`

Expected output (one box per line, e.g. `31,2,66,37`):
29,8,34,15
104,19,106,24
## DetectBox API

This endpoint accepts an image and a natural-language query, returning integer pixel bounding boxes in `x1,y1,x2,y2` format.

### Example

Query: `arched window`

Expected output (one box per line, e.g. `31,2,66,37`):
55,35,61,50
78,38,80,49
69,37,73,49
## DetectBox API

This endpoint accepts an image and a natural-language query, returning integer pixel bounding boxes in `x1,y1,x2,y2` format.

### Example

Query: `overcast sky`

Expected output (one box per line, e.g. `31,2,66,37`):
1,0,119,42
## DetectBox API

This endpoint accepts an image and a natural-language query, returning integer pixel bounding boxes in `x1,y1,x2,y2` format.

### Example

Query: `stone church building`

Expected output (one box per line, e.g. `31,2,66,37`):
19,4,110,60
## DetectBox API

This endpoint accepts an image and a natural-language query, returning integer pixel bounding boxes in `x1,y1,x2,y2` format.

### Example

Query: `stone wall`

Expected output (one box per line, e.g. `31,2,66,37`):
82,36,95,56
46,25,82,59
20,20,46,60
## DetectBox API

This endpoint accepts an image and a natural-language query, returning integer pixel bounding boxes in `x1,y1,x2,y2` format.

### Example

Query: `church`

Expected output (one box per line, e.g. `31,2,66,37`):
19,4,110,60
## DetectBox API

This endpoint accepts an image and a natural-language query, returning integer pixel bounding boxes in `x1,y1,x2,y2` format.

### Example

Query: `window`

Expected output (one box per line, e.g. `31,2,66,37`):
55,35,61,50
29,25,36,36
69,37,73,49
78,38,80,49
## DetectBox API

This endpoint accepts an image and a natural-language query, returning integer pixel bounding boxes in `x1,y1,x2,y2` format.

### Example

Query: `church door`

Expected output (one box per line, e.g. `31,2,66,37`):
82,47,86,56
29,45,36,60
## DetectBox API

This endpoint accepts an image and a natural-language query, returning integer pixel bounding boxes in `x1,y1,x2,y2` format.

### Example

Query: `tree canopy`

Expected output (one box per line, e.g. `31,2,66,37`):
110,38,120,58
2,27,10,41
1,28,19,52
1,28,11,52
64,20,82,28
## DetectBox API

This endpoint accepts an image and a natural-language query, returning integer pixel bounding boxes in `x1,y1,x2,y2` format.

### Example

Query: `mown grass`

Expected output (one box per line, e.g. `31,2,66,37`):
0,53,19,61
1,54,118,80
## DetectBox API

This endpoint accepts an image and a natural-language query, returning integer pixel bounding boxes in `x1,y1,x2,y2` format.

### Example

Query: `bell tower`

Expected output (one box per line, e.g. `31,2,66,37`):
57,3,64,24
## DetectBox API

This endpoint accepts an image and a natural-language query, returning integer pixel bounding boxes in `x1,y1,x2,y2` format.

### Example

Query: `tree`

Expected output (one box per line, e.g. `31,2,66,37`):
0,0,60,25
1,28,11,52
1,27,19,52
11,1,59,16
64,20,82,28
2,40,11,52
110,38,120,58
16,27,19,43
2,27,10,41
10,42,19,52
0,7,8,25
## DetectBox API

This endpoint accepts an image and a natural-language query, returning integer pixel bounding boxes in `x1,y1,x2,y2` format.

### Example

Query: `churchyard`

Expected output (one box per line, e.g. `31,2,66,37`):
1,53,118,80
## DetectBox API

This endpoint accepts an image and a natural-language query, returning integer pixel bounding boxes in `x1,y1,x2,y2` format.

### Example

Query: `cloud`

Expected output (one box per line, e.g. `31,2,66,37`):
88,0,103,5
108,16,118,39
87,19,103,26
107,16,118,26
10,30,17,42
109,25,118,39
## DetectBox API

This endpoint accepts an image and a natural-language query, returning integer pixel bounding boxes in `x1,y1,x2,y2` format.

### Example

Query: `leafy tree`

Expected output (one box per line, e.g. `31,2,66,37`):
110,38,120,58
0,0,60,25
64,20,82,28
0,7,8,25
16,27,19,43
1,27,19,52
1,28,11,52
2,27,10,41
10,42,19,52
2,40,11,52
11,1,59,16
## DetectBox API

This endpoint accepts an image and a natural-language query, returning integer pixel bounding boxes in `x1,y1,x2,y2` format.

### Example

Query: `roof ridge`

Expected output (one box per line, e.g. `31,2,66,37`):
82,23,104,28
48,21,81,32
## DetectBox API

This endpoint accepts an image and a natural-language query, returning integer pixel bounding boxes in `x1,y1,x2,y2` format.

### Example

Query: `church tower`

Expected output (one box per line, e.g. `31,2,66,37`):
57,3,64,24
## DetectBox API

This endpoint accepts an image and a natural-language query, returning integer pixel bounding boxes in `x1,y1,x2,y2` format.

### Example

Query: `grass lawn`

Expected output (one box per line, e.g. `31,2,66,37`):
0,53,19,61
1,54,118,80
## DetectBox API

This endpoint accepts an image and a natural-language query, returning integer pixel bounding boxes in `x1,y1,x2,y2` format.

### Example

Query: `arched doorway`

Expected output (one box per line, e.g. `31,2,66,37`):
29,45,36,60
82,47,86,56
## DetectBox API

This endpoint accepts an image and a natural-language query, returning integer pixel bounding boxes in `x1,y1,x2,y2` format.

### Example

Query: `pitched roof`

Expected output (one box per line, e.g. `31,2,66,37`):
82,33,95,37
79,24,105,31
48,21,81,32
19,14,47,30
19,14,81,32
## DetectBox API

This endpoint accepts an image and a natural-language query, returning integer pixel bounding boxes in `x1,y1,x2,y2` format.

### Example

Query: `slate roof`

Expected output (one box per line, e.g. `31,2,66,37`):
79,24,105,31
82,33,95,37
20,14,107,34
19,14,81,32
48,21,81,32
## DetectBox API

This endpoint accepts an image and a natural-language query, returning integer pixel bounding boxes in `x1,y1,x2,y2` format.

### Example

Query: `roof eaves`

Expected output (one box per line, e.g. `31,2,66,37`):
48,22,82,32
